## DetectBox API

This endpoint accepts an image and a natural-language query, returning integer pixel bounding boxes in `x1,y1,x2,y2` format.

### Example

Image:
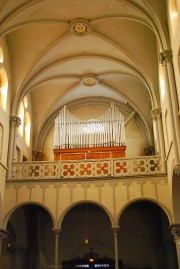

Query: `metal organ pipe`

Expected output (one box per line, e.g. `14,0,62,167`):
54,103,125,149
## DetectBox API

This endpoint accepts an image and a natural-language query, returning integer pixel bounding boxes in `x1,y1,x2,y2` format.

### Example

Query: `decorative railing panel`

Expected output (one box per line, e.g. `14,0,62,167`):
11,156,163,180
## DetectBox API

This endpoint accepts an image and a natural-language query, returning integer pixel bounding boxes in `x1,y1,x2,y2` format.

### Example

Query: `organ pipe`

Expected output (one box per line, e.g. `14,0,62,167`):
54,103,125,149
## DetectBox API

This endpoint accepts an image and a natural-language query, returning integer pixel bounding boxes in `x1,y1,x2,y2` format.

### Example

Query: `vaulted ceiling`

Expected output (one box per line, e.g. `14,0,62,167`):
0,0,169,149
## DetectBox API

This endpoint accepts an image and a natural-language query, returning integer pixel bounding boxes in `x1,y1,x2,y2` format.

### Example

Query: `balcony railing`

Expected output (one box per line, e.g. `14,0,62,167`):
10,156,163,180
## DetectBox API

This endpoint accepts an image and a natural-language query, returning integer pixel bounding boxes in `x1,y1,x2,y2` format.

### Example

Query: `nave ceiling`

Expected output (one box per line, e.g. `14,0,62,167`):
0,0,169,149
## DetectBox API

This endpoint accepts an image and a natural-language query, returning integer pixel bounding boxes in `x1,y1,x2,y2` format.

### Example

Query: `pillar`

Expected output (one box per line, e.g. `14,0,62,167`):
0,229,8,255
112,226,119,269
164,50,180,153
7,116,21,179
151,108,166,172
170,224,180,269
159,50,180,165
52,228,61,269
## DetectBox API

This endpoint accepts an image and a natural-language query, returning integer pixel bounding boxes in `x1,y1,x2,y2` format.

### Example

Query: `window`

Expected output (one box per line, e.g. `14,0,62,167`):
0,47,4,63
17,96,31,147
24,111,31,146
18,102,24,137
0,47,8,111
0,67,8,111
159,65,165,104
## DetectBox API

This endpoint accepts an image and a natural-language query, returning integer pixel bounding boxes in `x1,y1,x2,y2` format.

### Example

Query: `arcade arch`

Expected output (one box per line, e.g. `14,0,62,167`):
118,200,178,269
0,203,54,269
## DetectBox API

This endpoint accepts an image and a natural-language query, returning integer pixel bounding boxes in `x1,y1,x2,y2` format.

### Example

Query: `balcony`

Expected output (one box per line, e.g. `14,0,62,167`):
10,155,163,181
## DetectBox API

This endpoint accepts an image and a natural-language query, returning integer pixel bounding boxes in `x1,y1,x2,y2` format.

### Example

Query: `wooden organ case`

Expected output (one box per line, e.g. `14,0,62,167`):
53,145,126,161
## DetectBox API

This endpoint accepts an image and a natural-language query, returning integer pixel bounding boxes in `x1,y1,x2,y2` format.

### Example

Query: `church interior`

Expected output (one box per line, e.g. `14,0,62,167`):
0,0,180,268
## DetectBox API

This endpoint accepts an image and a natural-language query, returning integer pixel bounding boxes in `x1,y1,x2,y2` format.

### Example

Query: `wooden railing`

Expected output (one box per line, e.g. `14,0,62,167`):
10,156,163,180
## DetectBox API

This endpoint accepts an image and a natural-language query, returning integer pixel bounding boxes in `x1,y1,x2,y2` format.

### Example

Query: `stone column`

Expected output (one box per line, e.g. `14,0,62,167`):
112,226,119,269
151,109,166,172
7,116,21,179
0,229,8,255
170,224,180,268
151,109,161,154
159,51,180,165
164,50,180,152
52,228,61,269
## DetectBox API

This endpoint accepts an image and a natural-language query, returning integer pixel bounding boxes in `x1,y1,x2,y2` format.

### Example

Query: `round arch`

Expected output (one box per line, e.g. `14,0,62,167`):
59,200,116,264
3,201,55,229
116,197,178,269
58,200,114,229
116,197,173,226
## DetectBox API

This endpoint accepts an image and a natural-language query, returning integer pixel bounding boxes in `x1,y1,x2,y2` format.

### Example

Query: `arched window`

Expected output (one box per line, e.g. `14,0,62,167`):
0,47,8,111
18,102,24,137
159,65,165,104
0,67,8,111
17,96,31,147
0,47,4,63
24,111,31,146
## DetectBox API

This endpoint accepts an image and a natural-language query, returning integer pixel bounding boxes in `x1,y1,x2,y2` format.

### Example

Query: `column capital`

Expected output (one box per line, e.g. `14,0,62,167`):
151,108,162,120
52,228,61,234
32,150,43,161
170,224,180,240
0,229,9,243
111,226,120,233
159,50,173,65
173,165,180,176
9,116,21,127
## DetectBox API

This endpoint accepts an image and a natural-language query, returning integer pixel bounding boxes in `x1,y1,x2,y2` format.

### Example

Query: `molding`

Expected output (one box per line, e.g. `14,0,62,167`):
69,20,92,36
165,141,173,162
170,224,180,240
159,50,173,65
151,108,161,120
6,174,168,187
0,161,7,170
9,116,21,127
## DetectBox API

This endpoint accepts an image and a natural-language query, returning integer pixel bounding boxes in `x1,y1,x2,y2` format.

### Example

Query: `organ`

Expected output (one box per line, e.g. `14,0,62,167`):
53,103,126,160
